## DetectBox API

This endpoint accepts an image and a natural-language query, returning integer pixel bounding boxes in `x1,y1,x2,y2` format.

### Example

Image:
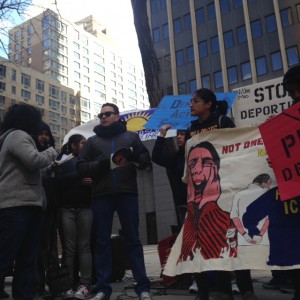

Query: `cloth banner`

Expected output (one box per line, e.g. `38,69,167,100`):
259,102,300,200
163,126,300,276
145,93,237,130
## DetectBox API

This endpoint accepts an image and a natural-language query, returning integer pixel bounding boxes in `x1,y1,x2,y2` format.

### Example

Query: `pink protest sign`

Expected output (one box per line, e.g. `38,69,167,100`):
259,102,300,200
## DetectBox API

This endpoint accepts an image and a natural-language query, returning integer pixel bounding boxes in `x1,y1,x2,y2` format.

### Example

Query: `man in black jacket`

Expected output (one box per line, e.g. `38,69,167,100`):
77,103,152,300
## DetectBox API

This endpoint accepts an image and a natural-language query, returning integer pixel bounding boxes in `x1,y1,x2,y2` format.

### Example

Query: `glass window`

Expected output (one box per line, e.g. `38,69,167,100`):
286,46,299,66
196,8,205,24
265,14,277,33
160,0,166,9
162,24,169,39
36,79,44,92
214,71,223,89
187,46,194,62
176,50,184,66
237,25,247,44
255,56,267,76
281,8,293,28
189,79,197,93
0,82,6,91
178,82,187,94
184,14,192,30
233,0,242,8
297,4,300,22
173,18,182,34
201,74,211,89
152,27,160,43
241,61,252,80
199,40,208,57
220,0,230,14
0,65,6,77
224,31,234,48
271,51,283,71
227,66,238,84
21,73,31,86
207,3,216,20
251,19,262,39
151,0,158,13
36,95,44,105
211,36,219,53
0,96,5,105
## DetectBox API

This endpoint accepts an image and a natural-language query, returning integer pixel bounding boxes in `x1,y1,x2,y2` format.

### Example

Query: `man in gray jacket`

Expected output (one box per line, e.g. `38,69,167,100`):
0,104,57,300
78,103,152,300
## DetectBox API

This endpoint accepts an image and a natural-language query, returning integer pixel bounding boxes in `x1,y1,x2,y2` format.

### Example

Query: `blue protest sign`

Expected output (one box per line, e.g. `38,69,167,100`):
145,92,237,130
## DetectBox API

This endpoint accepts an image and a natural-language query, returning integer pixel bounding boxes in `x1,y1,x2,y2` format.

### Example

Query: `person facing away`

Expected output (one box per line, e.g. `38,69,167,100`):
151,125,187,230
32,121,61,299
55,134,93,300
0,104,57,300
77,103,153,300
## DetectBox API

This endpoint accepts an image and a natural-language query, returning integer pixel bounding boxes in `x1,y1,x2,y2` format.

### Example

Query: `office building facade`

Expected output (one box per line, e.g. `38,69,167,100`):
148,0,300,96
7,9,149,126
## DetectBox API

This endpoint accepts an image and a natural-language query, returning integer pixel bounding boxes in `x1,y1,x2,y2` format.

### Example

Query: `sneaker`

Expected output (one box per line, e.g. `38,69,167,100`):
189,280,198,293
242,291,258,300
262,279,281,290
92,292,108,300
74,285,91,299
139,291,153,300
62,289,74,299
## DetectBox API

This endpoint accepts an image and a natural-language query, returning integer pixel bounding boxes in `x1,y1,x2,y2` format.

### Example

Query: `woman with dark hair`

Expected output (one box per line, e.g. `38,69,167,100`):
0,104,57,300
56,134,93,300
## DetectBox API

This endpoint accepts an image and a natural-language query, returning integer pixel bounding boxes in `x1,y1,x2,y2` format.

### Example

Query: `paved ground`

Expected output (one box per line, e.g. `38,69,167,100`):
3,245,294,299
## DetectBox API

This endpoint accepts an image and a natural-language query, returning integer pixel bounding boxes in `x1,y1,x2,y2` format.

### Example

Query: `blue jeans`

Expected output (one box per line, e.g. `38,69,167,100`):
61,208,93,285
92,193,150,297
0,206,43,300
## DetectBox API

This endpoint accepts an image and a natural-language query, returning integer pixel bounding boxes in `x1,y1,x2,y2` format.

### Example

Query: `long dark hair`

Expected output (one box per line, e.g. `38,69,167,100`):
0,104,41,136
57,134,85,159
193,88,217,112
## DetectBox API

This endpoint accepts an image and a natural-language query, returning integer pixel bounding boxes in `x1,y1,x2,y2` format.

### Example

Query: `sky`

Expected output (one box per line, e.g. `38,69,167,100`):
1,0,142,64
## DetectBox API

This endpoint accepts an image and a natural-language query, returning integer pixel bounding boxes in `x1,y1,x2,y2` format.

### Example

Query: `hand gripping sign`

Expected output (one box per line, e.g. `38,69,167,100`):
259,102,300,200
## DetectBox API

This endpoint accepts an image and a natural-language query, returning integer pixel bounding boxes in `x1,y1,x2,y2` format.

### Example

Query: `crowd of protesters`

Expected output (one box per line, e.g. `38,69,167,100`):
0,65,299,300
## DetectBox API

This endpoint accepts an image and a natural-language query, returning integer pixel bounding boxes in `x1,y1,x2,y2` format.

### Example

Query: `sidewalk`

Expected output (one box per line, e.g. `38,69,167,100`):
3,245,294,299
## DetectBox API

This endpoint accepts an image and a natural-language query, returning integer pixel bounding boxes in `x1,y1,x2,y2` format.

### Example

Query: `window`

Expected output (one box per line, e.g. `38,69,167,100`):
49,99,60,110
69,95,76,105
150,0,158,13
173,18,182,34
201,75,211,89
220,0,230,14
176,50,184,66
224,31,234,48
184,14,192,30
265,14,277,33
11,86,16,94
36,79,44,92
286,46,299,66
61,91,67,103
12,69,16,81
241,62,251,80
0,82,6,91
251,19,262,39
270,51,283,71
0,96,5,105
161,0,166,9
21,89,31,99
81,97,90,109
297,4,300,22
211,36,219,53
227,66,238,84
162,24,169,39
196,8,205,24
233,0,242,8
255,56,267,76
237,25,247,44
0,65,6,77
199,40,208,57
49,85,59,98
214,71,223,89
281,8,292,28
207,3,216,20
83,57,89,64
187,46,194,62
36,95,44,105
49,112,60,122
21,73,31,86
178,82,187,94
61,117,67,125
73,42,80,49
152,27,160,43
189,79,197,93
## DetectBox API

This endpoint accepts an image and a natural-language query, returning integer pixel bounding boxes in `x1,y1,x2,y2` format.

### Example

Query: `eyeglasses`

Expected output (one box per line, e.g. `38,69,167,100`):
98,111,116,119
190,98,205,105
